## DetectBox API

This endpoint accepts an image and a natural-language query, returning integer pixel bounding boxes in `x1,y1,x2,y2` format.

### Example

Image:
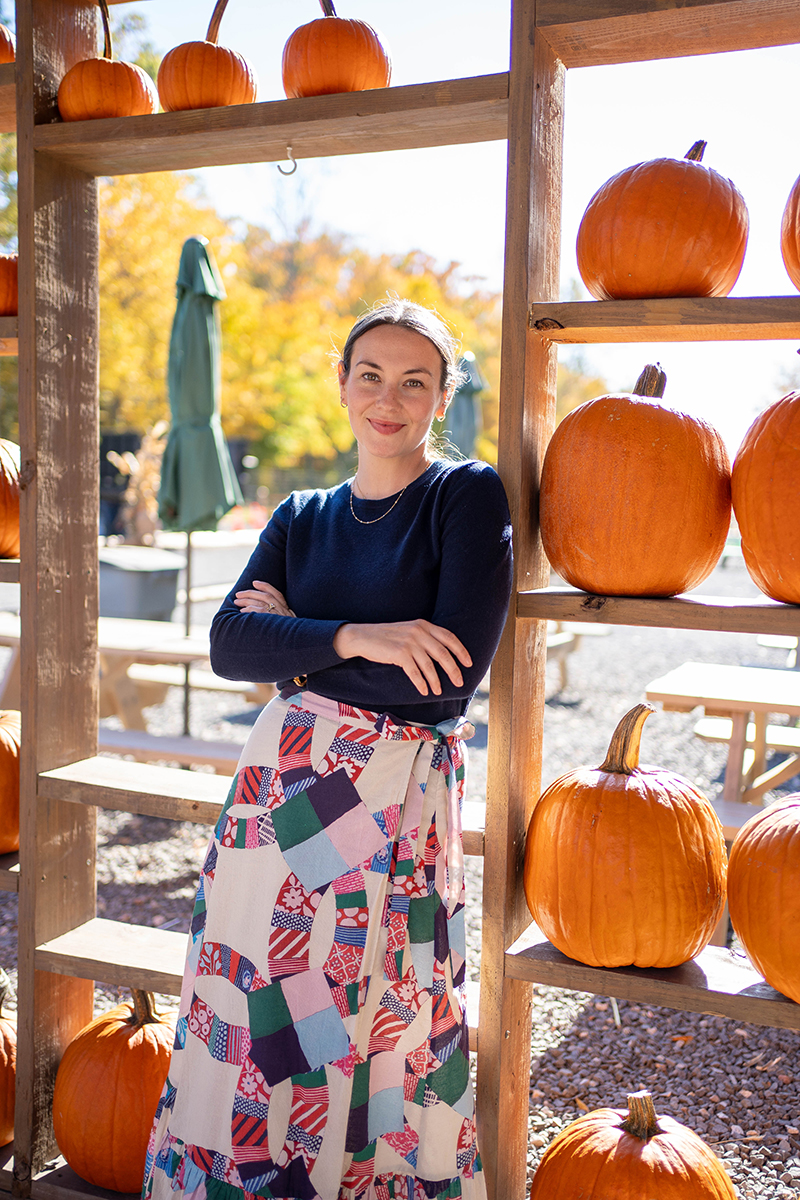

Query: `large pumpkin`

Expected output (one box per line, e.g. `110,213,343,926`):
524,704,727,969
0,255,17,319
52,991,176,1193
731,391,800,604
282,0,391,99
577,140,749,300
157,0,257,113
540,364,731,597
0,968,16,1146
0,24,14,65
0,711,20,857
57,0,157,122
529,1090,736,1199
727,794,800,1003
0,440,20,559
780,173,800,292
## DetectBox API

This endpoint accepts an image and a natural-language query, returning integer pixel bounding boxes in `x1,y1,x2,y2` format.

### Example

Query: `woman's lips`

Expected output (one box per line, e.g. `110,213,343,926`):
369,418,405,435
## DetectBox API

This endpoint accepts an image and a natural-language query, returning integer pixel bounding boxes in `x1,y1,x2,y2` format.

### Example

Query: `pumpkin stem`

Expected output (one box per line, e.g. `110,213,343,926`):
684,140,707,162
130,990,161,1027
205,0,230,44
98,0,112,60
599,704,655,775
319,0,338,14
621,1090,665,1142
632,363,667,399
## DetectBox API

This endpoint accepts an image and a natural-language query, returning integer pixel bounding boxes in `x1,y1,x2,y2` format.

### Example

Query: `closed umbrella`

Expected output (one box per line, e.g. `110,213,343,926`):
158,235,243,732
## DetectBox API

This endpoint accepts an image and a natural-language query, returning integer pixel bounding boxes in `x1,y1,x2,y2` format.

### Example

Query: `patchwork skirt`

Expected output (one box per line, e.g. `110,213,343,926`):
143,689,485,1200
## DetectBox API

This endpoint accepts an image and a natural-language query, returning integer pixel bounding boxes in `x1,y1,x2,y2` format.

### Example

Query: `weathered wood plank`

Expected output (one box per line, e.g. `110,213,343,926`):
0,558,19,583
529,295,800,343
537,0,800,67
0,62,14,135
34,74,510,177
0,852,19,892
35,918,188,995
518,587,800,635
506,923,800,1030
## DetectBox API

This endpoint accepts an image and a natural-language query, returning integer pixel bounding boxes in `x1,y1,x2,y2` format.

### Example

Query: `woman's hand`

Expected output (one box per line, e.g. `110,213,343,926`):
233,579,295,617
333,620,472,697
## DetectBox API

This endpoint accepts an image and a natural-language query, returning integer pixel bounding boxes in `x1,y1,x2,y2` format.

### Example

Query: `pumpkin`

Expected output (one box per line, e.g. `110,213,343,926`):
529,1090,736,1199
780,173,800,291
539,364,731,597
57,0,157,122
53,990,176,1193
0,440,19,560
524,703,727,969
0,24,15,65
0,254,17,319
282,0,391,99
0,968,16,1146
157,0,257,113
577,140,749,300
0,710,20,856
727,794,800,1004
731,390,800,604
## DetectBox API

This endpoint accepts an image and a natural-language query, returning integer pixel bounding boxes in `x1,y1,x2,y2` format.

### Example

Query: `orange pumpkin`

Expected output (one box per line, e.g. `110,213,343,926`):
540,364,731,597
727,794,800,1004
0,24,15,65
282,0,391,99
780,173,800,292
57,0,157,121
53,991,176,1193
0,255,17,319
0,968,16,1147
157,0,257,113
731,390,800,604
0,711,20,857
529,1090,736,1199
524,704,727,969
577,141,749,300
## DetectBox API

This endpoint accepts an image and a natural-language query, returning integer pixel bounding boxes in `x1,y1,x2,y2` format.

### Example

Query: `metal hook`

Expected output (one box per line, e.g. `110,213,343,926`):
277,146,298,176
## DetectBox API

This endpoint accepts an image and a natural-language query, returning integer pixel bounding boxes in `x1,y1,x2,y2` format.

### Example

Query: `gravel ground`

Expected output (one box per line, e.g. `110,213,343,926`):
0,554,798,1197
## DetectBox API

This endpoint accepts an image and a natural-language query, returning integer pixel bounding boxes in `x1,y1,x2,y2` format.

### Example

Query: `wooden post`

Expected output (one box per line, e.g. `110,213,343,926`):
15,0,100,1187
478,2,564,1197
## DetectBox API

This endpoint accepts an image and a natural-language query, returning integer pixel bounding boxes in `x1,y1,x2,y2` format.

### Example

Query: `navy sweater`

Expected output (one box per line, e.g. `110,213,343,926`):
210,459,513,724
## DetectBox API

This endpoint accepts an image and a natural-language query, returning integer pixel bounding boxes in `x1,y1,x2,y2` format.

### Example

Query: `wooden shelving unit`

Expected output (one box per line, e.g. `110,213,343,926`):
9,2,800,1199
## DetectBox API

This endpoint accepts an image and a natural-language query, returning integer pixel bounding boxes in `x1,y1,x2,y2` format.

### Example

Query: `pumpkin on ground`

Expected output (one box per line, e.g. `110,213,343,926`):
731,391,800,604
524,703,727,969
539,363,731,597
780,173,800,292
529,1090,736,1199
0,24,14,64
0,968,16,1146
0,440,20,559
157,0,257,112
57,0,157,122
52,990,176,1193
577,140,749,300
727,794,800,1004
282,0,391,99
0,710,20,857
0,254,17,319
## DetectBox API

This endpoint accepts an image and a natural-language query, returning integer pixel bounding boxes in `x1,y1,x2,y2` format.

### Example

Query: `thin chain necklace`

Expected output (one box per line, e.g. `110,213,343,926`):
349,476,409,524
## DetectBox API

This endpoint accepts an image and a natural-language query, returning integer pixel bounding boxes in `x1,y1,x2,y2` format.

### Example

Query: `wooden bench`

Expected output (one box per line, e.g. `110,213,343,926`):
125,663,276,708
98,728,244,774
546,621,609,690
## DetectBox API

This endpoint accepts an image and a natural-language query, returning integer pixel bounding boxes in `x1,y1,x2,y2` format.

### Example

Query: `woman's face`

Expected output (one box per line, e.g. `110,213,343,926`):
339,325,447,470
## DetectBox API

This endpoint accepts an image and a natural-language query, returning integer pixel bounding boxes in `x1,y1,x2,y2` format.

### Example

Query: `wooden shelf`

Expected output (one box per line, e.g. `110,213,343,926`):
33,74,509,177
506,923,800,1030
35,917,187,994
0,316,17,358
528,295,800,343
0,62,13,135
0,852,19,893
0,558,19,583
519,587,800,635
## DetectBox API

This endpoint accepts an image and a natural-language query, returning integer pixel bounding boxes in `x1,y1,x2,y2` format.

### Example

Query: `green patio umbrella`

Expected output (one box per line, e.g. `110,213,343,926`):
158,235,243,730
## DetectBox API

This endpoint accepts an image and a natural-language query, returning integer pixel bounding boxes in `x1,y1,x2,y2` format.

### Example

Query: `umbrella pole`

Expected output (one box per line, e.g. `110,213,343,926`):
183,530,192,737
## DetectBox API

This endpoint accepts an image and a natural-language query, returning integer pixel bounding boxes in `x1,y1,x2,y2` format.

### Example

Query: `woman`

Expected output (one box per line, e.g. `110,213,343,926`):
144,300,513,1200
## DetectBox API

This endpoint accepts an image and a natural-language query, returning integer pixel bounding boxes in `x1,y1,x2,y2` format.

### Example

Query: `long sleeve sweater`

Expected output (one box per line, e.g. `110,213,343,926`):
210,459,513,724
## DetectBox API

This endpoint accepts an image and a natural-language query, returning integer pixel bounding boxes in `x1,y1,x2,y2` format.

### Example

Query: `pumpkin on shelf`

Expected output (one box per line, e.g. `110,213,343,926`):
282,0,391,99
576,140,749,300
529,1090,736,1199
780,173,800,292
52,990,176,1193
539,363,731,597
0,24,15,65
727,794,800,1004
0,968,15,1147
57,0,157,122
0,255,16,319
157,0,257,113
0,710,20,857
731,390,800,604
0,440,19,560
523,703,727,969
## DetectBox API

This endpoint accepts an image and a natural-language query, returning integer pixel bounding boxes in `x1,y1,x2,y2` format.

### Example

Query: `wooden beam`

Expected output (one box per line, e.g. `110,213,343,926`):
0,852,19,893
0,62,14,135
537,0,800,67
518,587,800,635
0,558,19,583
34,73,510,177
36,918,188,995
506,924,800,1030
529,295,800,343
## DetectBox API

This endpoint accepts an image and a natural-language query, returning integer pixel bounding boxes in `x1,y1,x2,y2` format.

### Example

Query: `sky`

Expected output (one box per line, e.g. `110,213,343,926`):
111,0,800,457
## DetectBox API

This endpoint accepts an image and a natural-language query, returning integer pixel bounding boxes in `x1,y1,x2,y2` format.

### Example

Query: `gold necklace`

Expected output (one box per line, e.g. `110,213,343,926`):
349,477,409,524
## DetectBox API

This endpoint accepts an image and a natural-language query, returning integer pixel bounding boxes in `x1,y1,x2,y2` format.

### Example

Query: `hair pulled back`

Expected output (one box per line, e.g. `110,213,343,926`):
339,299,466,399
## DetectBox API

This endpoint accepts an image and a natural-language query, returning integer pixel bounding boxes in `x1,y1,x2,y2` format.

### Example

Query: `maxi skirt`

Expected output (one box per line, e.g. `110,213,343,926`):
143,689,485,1200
